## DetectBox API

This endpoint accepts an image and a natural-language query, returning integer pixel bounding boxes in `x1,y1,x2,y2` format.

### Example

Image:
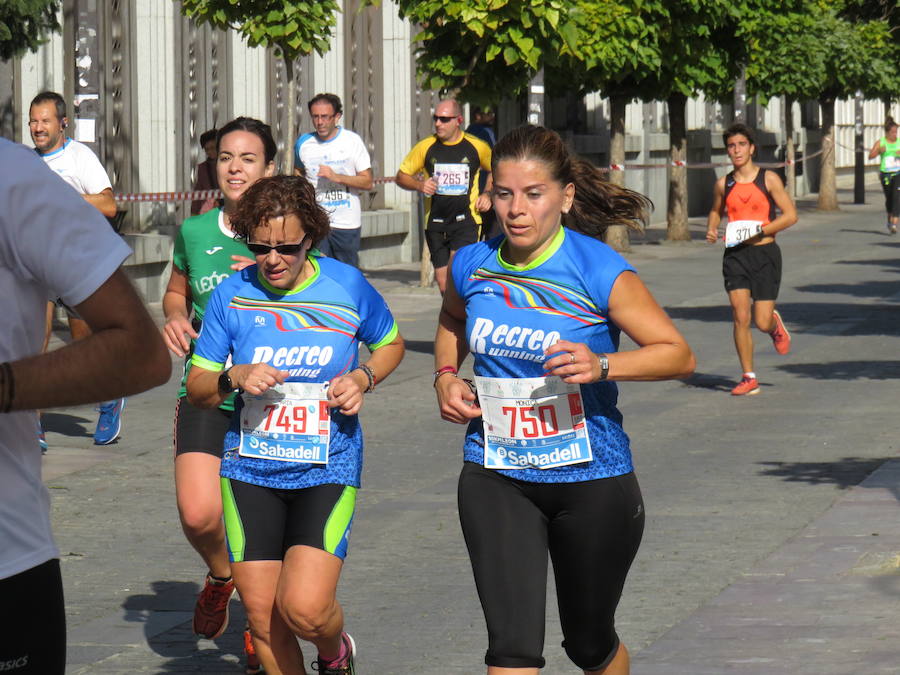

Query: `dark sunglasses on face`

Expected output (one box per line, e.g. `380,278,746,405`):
247,241,306,256
433,115,457,123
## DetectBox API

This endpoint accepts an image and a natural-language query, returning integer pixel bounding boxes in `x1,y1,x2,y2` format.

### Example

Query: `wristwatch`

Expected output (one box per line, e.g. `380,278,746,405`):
218,368,237,394
598,354,610,381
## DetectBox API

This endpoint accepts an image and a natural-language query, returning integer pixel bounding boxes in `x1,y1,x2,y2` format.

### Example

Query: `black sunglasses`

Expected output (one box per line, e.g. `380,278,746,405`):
433,115,457,123
247,241,306,256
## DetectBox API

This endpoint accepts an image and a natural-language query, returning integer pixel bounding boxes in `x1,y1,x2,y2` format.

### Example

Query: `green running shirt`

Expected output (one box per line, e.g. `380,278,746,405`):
173,208,252,408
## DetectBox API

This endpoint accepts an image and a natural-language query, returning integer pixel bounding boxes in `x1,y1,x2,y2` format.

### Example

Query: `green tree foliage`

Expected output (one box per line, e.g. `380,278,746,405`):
739,0,898,209
376,0,580,105
0,0,60,61
180,0,338,57
179,0,340,171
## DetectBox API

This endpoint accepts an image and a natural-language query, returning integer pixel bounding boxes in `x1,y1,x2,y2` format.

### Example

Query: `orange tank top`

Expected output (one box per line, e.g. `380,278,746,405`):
724,169,776,225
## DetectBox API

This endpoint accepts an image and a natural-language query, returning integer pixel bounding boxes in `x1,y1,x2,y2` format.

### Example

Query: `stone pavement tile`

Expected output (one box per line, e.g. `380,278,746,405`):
634,460,900,672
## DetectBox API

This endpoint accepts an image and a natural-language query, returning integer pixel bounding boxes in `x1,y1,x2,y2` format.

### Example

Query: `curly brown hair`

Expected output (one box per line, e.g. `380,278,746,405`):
230,175,331,246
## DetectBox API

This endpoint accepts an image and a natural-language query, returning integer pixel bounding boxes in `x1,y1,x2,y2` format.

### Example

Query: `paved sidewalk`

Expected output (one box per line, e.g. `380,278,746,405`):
634,460,900,674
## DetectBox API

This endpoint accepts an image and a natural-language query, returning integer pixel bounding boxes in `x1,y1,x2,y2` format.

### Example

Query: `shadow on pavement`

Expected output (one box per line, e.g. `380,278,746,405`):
363,267,420,285
839,228,896,237
834,257,900,270
403,339,434,355
796,280,900,299
679,372,742,392
41,412,91,438
122,580,248,671
666,301,900,336
757,456,893,491
776,360,900,380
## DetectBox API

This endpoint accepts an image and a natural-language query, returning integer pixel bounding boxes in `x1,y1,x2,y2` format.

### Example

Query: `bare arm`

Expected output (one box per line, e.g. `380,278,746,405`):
395,170,436,196
2,268,170,411
83,187,117,219
162,266,197,358
706,177,725,243
433,272,481,423
476,171,493,212
545,271,694,384
319,166,374,190
869,138,885,160
761,171,798,236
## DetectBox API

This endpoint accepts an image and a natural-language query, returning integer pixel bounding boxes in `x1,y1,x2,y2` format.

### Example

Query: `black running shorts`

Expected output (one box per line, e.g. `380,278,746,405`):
220,479,357,562
457,462,645,671
425,218,479,269
722,241,782,301
0,559,66,674
174,396,232,458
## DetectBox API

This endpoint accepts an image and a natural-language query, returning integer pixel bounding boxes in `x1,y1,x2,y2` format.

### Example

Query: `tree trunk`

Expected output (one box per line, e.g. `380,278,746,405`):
605,93,630,252
284,57,297,175
817,96,839,211
666,92,690,241
784,96,795,198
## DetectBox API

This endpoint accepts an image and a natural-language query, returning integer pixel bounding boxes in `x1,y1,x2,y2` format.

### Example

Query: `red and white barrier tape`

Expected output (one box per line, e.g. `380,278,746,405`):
114,150,836,203
115,177,397,203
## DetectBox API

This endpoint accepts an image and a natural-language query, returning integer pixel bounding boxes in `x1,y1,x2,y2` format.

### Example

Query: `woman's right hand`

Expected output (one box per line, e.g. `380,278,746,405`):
163,313,198,357
435,374,482,424
229,363,289,396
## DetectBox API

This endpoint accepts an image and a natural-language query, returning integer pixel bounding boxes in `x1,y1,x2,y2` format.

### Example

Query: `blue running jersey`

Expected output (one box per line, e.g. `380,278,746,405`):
452,227,635,483
192,255,398,489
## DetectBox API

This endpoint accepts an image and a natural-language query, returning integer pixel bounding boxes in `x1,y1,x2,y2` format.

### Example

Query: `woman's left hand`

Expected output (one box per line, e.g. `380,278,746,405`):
327,372,365,415
544,340,603,384
231,254,255,271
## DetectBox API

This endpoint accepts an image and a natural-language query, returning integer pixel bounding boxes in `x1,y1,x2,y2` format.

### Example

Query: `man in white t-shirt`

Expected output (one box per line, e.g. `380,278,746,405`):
29,91,125,447
0,137,170,674
294,93,373,268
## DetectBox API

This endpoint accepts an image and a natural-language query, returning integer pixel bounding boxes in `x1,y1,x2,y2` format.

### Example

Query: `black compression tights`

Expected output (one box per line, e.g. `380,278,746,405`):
457,462,645,671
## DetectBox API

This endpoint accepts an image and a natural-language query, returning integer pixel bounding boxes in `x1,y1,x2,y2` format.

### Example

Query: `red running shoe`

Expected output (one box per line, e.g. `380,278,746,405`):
769,309,791,355
192,574,234,639
244,625,263,674
731,376,760,396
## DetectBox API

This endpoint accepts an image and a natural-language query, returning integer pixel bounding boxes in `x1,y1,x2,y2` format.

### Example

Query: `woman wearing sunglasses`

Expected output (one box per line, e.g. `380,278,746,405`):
161,117,275,672
187,174,404,674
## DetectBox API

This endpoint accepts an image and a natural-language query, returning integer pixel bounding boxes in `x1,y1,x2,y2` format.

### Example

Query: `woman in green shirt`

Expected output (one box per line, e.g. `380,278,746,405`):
161,117,276,674
868,117,899,235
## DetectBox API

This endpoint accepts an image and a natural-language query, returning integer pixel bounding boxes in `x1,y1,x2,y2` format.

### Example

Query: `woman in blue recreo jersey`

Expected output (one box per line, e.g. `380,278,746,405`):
434,125,695,675
187,175,405,675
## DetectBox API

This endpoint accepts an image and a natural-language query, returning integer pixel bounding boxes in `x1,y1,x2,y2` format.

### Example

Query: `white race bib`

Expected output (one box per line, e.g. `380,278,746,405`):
725,220,763,248
884,155,900,171
239,382,330,464
433,162,470,196
476,375,593,470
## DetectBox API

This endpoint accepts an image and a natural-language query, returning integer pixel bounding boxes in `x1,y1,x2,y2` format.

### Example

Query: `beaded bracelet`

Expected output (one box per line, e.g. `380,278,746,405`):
358,364,376,393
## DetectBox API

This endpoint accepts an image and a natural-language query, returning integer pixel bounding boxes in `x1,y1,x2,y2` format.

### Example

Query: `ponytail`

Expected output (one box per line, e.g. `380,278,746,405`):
565,158,650,239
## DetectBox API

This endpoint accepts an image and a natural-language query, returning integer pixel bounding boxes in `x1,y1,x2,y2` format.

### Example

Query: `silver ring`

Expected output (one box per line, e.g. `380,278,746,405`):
569,352,576,364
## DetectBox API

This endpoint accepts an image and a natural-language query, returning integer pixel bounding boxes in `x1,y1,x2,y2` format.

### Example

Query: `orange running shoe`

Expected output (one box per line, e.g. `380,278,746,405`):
244,625,263,674
731,376,760,396
769,309,791,355
192,574,234,639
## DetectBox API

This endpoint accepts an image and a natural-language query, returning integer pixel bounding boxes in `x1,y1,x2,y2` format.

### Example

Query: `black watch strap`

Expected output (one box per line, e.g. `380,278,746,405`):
218,368,235,394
